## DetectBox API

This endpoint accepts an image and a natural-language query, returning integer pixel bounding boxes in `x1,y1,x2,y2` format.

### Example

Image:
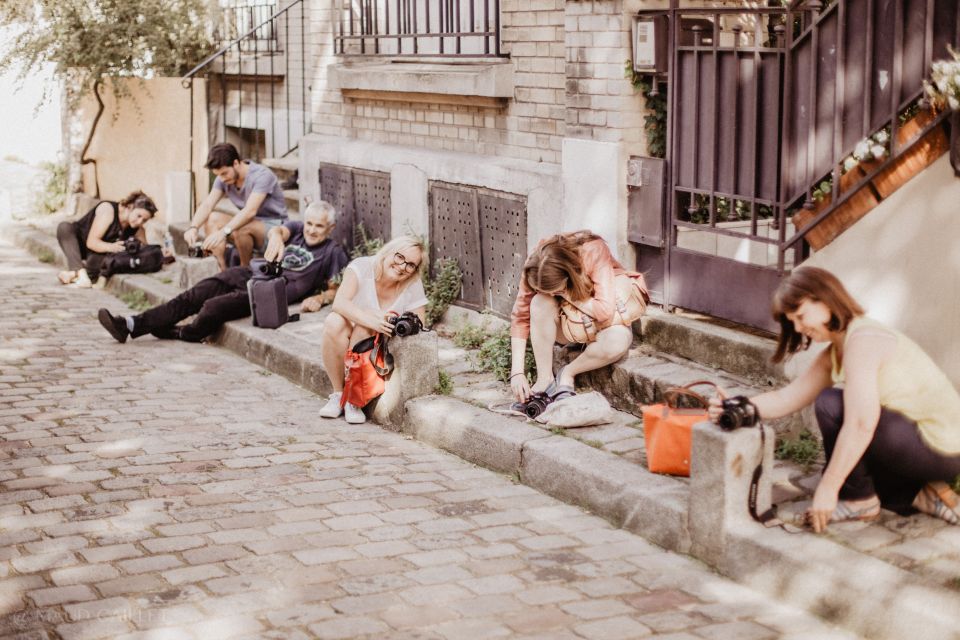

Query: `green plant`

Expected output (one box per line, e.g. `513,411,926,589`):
550,427,566,437
454,323,490,350
775,430,822,471
119,290,150,312
36,248,55,264
947,576,960,591
349,223,383,259
951,475,960,495
33,161,68,215
625,62,667,158
435,370,453,396
474,326,536,383
424,257,462,327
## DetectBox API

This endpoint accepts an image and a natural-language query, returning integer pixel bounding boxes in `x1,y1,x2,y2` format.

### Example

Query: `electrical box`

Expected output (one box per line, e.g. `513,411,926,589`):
632,15,669,74
627,156,666,248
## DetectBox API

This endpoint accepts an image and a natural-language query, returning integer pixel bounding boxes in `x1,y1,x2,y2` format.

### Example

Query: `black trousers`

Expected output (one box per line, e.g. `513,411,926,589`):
815,387,960,513
131,267,252,342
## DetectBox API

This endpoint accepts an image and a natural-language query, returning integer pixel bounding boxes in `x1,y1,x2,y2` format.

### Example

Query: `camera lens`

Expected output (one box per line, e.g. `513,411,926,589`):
523,396,547,419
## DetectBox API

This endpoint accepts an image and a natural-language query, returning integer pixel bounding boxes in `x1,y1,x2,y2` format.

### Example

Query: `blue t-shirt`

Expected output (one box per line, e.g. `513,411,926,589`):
250,221,349,303
213,161,288,220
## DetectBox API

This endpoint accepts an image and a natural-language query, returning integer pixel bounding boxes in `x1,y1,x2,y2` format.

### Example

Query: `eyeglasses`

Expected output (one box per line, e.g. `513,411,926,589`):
393,252,420,273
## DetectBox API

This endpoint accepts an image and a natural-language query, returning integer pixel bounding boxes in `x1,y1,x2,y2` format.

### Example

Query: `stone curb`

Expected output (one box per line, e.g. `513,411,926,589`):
7,222,960,640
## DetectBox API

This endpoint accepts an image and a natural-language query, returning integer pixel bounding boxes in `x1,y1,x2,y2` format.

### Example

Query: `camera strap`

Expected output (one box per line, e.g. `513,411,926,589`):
749,425,803,534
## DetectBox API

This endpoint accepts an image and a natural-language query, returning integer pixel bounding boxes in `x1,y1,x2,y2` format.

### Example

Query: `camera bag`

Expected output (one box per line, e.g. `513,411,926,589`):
641,380,717,477
247,261,291,329
97,243,164,278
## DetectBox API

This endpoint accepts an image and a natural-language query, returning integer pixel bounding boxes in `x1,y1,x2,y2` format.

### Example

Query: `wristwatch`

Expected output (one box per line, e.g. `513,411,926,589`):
223,225,233,237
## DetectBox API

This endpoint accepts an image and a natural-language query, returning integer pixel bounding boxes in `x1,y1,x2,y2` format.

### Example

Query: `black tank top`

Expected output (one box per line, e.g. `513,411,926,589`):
74,201,134,245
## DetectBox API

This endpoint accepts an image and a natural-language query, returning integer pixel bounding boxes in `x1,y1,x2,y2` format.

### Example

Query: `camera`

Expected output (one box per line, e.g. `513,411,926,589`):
520,393,550,419
187,244,206,258
259,261,283,278
388,312,423,337
124,237,141,254
718,395,760,430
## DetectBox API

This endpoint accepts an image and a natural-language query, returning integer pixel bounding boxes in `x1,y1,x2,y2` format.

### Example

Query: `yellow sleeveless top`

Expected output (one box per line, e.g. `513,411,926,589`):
831,317,960,455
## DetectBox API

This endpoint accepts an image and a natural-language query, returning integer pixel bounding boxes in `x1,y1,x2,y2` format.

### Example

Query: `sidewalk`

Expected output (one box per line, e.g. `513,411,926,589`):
6,219,960,640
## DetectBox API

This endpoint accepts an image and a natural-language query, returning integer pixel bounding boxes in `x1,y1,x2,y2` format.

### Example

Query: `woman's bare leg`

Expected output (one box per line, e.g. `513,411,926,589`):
560,324,632,388
321,312,353,392
529,293,563,393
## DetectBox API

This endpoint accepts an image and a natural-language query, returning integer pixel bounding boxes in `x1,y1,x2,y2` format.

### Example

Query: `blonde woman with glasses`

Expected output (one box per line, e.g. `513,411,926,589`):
319,236,428,424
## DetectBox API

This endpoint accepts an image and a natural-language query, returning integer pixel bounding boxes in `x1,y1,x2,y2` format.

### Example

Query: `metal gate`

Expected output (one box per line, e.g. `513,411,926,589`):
318,163,392,251
429,182,527,317
638,1,957,332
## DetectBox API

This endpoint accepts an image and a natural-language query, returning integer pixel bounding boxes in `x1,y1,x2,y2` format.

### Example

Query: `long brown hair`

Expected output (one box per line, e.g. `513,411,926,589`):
771,266,864,362
523,230,601,301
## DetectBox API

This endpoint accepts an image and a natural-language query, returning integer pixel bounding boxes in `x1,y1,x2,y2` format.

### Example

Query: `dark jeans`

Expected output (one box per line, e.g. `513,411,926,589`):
131,267,252,343
56,221,113,278
815,388,960,514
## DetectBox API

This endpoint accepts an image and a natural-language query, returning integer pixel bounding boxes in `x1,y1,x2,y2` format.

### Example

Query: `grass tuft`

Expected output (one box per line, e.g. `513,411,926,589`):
435,370,453,396
775,429,822,471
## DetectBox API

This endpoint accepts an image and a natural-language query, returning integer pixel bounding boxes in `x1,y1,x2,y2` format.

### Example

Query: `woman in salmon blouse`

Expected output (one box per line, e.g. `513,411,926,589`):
509,230,649,407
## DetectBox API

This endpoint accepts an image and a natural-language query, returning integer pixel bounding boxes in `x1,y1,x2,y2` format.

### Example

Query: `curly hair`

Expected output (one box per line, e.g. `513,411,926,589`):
522,230,602,301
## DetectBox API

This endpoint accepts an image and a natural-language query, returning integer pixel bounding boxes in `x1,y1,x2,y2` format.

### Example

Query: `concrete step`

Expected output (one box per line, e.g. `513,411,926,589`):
283,188,300,216
639,308,784,386
262,156,298,185
568,344,801,435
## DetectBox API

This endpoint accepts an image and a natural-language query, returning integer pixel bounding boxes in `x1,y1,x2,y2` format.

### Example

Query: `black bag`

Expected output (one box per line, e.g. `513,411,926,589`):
247,260,299,329
98,242,164,278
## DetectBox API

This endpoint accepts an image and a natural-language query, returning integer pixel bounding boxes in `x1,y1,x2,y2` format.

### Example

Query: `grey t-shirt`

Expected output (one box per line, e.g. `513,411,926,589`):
213,161,288,220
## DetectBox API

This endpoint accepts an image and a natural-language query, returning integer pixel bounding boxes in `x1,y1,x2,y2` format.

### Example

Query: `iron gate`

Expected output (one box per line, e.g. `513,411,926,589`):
639,1,958,332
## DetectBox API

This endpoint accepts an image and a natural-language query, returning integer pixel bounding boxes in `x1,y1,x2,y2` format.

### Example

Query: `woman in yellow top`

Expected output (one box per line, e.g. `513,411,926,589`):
708,267,960,532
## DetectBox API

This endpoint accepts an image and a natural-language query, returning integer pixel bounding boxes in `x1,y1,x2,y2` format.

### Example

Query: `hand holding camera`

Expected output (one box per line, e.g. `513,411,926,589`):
708,388,760,430
387,311,423,337
187,244,207,259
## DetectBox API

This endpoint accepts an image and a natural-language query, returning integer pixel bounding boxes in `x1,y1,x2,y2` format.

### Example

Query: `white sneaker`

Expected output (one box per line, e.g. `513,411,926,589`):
319,392,344,418
344,402,366,424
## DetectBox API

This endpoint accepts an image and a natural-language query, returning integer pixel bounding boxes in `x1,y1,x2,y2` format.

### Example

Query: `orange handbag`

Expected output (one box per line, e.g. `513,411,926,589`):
642,381,717,477
341,334,394,409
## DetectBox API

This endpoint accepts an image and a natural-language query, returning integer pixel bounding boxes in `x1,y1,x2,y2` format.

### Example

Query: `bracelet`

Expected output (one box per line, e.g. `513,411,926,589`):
509,372,525,380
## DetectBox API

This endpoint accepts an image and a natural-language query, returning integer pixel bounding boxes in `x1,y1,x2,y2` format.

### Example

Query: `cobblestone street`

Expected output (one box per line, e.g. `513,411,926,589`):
0,238,859,640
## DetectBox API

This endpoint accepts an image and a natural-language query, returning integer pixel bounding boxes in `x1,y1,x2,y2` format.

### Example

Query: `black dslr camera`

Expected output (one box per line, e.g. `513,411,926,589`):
187,244,206,258
718,395,760,430
259,261,283,278
388,312,423,337
124,237,141,254
519,393,550,419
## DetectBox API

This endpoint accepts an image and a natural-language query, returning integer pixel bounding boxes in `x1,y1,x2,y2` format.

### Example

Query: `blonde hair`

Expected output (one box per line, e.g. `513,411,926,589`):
302,200,337,224
373,235,426,282
523,230,601,301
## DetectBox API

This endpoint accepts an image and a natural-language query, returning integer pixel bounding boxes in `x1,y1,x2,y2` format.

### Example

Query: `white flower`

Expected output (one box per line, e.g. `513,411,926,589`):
949,95,960,111
854,139,871,159
937,77,950,93
873,130,889,144
870,144,886,159
843,156,858,172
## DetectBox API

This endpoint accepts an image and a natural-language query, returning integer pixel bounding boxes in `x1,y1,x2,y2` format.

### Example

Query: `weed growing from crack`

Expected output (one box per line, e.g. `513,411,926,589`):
119,290,150,312
435,370,453,396
775,429,822,471
37,248,55,264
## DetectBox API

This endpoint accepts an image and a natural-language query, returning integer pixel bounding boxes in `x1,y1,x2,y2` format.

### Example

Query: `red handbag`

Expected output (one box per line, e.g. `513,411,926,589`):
642,381,717,477
341,334,393,409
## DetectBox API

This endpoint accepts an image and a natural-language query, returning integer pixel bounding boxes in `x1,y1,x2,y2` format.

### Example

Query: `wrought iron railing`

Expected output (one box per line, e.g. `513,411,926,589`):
181,0,308,208
217,0,279,52
335,0,503,57
780,0,956,263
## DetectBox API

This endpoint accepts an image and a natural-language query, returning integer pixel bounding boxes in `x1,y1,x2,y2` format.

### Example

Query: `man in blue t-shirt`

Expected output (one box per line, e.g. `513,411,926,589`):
97,202,349,344
184,142,289,270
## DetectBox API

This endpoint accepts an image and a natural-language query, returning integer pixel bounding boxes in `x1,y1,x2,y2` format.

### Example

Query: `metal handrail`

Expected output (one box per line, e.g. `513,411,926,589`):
181,0,303,87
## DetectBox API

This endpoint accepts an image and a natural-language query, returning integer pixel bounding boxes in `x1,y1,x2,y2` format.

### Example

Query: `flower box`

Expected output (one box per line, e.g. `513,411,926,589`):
871,109,948,198
792,166,880,250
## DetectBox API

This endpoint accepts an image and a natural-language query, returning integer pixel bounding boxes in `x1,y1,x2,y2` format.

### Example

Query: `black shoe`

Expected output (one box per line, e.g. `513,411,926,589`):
151,326,181,340
98,308,129,343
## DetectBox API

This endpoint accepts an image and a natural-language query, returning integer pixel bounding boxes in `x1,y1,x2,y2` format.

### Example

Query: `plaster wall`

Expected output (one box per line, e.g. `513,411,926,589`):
805,155,960,387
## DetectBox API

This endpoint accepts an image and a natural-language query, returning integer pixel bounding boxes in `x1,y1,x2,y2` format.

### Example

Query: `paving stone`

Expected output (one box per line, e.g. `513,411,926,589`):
307,616,390,639
574,616,653,640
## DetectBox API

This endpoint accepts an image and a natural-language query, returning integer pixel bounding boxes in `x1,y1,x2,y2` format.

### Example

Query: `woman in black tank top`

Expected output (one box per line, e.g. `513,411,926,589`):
56,190,157,286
